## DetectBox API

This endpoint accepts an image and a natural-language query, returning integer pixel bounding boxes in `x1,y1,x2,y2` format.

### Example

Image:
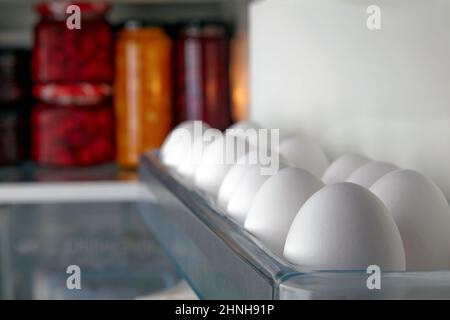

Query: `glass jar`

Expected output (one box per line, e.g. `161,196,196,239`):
0,106,30,166
230,31,249,122
115,23,173,168
0,49,31,105
32,1,113,84
33,82,112,106
32,103,115,166
175,21,231,131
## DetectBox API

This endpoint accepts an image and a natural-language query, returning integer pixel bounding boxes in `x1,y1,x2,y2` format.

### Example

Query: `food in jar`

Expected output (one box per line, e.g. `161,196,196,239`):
32,103,115,166
0,106,30,166
175,21,231,131
32,1,113,84
115,23,173,167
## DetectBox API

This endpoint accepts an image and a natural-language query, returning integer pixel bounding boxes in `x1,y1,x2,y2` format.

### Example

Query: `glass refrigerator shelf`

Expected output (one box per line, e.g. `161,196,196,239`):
138,151,450,300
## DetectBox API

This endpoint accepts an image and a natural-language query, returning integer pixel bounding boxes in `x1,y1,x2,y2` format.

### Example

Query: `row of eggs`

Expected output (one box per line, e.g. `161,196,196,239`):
160,121,450,272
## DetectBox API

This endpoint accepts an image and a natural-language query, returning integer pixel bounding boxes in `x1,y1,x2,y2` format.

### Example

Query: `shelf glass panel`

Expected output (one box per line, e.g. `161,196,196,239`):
0,201,181,299
138,151,450,300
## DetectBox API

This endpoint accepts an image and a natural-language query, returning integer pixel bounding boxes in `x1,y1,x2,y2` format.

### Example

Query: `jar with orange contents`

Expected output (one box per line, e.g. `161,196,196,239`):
115,21,173,168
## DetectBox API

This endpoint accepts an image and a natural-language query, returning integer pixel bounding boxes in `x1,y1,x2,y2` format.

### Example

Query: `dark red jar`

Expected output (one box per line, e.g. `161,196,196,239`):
175,21,231,131
0,49,31,166
32,103,115,166
0,106,30,166
0,49,31,105
32,1,113,84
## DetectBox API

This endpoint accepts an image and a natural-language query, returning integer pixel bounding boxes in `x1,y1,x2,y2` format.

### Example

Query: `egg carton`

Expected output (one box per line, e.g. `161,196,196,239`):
138,151,450,300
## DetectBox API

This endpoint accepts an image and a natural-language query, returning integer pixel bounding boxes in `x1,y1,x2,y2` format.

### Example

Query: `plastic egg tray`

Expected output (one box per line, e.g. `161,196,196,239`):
138,151,450,299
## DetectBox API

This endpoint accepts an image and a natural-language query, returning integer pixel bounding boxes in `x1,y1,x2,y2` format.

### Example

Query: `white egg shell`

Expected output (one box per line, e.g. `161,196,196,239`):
284,183,406,271
217,150,261,210
228,121,266,149
370,170,450,270
177,128,222,179
228,121,262,132
226,163,285,225
278,130,295,143
322,154,371,185
194,134,252,196
161,121,210,167
275,135,329,178
244,168,324,256
217,148,288,210
346,161,398,188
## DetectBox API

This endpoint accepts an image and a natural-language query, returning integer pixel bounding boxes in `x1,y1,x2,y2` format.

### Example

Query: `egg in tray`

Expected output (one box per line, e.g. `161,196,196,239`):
157,120,450,273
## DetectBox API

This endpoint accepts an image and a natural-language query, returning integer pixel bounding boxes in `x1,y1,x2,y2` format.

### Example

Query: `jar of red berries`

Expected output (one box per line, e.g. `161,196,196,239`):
32,102,115,166
32,1,113,85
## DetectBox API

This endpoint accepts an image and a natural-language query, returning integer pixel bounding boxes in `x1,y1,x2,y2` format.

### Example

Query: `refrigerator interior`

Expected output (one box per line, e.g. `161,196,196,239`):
250,0,450,199
2,0,450,300
0,0,248,300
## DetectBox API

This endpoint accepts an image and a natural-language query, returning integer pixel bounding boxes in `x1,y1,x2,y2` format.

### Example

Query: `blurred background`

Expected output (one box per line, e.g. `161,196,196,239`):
0,0,251,174
0,0,252,300
3,0,450,300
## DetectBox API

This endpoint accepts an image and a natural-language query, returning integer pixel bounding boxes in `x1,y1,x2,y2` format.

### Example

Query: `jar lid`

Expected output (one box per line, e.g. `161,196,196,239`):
36,1,110,17
114,20,169,31
33,83,112,106
123,20,143,30
178,20,230,38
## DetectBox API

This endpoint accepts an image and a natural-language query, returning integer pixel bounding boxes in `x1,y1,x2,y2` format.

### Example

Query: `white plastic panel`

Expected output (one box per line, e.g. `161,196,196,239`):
250,0,450,197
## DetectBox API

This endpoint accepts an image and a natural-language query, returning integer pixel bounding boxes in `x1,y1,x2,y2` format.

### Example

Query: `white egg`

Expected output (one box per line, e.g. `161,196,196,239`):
277,130,295,143
217,150,261,210
275,135,329,178
228,121,271,149
370,170,450,270
161,121,210,167
346,161,398,188
228,121,262,132
194,133,253,196
322,154,371,185
245,168,324,256
177,128,222,179
160,121,195,167
226,161,286,225
217,148,287,210
284,183,406,271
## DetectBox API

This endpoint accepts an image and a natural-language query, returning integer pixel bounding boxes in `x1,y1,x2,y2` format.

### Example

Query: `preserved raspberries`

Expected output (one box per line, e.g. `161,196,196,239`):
31,1,114,167
32,1,113,84
32,104,114,166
